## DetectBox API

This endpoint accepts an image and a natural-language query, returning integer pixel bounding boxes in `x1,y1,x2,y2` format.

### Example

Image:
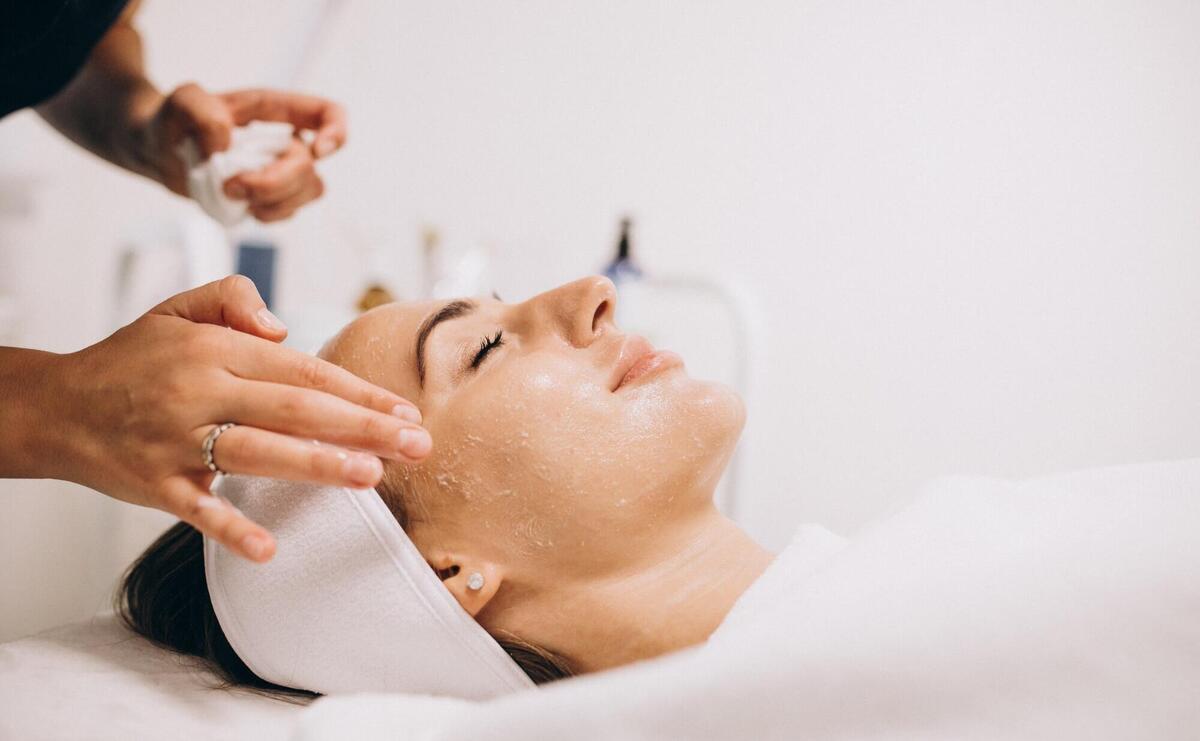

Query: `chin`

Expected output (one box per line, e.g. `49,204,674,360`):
672,377,745,478
703,384,746,454
686,377,745,426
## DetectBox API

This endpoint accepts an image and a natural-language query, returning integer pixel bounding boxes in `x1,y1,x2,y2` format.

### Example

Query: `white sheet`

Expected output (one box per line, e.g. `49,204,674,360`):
0,614,304,740
296,457,1200,741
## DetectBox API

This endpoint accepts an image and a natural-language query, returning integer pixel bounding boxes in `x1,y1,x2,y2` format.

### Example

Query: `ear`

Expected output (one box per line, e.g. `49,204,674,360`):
428,553,505,618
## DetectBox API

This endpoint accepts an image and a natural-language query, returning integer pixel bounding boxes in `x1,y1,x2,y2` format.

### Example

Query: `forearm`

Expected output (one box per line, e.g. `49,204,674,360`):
34,7,164,182
0,347,71,480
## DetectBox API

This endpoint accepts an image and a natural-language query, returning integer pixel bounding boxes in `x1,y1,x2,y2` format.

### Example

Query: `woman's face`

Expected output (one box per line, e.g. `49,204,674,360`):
320,276,743,632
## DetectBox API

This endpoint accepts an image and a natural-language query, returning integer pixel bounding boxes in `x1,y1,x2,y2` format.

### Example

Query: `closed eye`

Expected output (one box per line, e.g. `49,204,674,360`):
470,330,504,370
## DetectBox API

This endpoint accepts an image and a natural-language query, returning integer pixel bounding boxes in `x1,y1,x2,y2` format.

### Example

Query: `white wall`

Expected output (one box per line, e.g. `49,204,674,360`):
3,0,1199,642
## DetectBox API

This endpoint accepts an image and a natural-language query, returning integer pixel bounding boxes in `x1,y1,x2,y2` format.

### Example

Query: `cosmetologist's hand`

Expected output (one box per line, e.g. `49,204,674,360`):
138,83,347,221
38,276,428,563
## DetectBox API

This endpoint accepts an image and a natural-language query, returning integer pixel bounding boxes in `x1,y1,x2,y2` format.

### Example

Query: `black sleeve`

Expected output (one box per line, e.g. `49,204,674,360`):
0,0,133,119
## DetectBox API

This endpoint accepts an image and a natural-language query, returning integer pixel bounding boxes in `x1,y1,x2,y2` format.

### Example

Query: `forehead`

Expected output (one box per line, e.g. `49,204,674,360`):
319,300,438,401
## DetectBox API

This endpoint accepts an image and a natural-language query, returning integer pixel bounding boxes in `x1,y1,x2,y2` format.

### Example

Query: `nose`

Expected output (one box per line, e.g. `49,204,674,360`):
526,275,616,347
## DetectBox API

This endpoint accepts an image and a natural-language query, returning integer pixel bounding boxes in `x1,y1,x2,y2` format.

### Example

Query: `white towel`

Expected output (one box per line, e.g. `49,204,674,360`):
177,121,295,226
204,476,535,700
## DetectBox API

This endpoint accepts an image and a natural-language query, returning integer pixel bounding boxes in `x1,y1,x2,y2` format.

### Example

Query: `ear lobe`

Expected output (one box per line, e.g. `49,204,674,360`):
436,560,505,618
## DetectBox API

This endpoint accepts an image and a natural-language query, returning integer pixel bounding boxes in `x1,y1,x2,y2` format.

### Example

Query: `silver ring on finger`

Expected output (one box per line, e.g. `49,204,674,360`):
202,422,237,474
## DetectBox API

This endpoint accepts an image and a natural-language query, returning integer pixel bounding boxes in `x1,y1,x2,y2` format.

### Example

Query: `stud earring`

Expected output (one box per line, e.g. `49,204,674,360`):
466,572,485,591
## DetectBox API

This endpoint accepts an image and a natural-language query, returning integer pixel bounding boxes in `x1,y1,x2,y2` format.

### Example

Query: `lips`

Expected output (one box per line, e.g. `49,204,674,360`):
611,335,683,391
618,349,683,390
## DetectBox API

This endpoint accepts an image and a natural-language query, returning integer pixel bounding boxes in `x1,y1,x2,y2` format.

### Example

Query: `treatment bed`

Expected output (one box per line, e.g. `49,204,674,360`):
0,615,303,740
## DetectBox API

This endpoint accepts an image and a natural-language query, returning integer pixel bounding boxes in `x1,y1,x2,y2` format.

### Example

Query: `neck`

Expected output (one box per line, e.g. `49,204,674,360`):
564,506,774,672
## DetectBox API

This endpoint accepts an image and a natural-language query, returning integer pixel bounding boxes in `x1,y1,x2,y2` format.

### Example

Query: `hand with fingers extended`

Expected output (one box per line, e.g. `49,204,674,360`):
16,276,429,563
140,83,346,222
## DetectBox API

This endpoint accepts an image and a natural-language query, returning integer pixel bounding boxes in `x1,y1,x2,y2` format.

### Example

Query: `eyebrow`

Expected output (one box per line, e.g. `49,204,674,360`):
415,299,477,387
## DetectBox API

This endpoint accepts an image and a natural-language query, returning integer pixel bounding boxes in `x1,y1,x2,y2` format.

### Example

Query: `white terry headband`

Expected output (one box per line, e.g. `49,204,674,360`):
203,475,535,699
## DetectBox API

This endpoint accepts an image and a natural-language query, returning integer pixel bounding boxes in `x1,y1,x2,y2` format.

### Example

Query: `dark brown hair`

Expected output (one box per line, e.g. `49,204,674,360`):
117,518,572,699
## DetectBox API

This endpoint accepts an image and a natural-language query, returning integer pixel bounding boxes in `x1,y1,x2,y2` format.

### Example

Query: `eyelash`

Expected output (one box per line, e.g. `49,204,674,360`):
470,330,504,370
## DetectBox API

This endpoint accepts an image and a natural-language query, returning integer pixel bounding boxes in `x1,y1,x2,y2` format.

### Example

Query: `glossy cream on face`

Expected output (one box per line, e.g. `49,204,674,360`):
320,277,745,596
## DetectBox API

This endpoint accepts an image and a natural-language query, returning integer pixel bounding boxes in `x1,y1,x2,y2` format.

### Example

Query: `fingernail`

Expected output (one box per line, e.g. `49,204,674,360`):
195,495,224,510
240,534,271,561
226,182,247,199
391,404,422,424
399,427,432,458
256,307,286,331
314,138,335,158
343,454,383,486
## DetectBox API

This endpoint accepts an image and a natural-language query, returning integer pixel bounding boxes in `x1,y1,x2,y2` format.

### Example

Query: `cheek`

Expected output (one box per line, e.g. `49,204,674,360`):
484,358,604,489
422,356,744,553
424,356,607,535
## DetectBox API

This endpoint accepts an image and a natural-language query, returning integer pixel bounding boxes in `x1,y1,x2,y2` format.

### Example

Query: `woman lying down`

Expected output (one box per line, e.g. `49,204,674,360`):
119,276,1200,738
